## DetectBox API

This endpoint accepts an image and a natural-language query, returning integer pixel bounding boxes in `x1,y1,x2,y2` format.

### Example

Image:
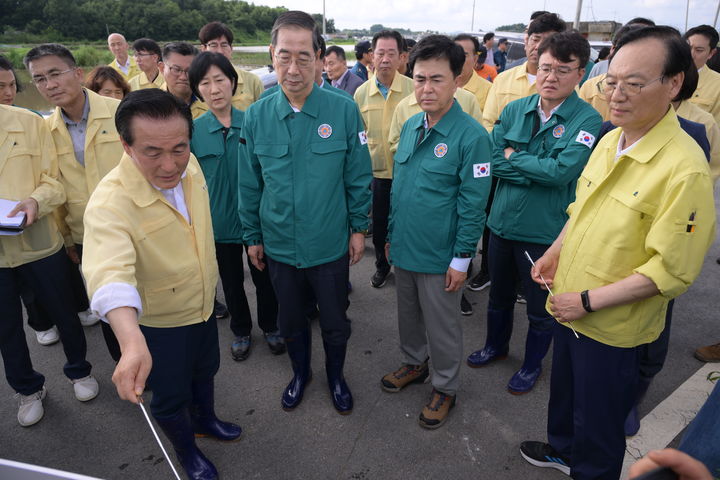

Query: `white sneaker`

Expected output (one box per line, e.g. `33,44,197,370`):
36,327,60,346
78,309,100,327
71,375,99,402
16,387,47,427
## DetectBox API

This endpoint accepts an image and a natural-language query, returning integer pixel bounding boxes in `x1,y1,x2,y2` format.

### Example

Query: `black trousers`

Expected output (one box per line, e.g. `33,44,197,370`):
0,248,91,395
141,317,220,418
23,246,89,332
215,242,278,337
371,178,392,273
266,255,350,345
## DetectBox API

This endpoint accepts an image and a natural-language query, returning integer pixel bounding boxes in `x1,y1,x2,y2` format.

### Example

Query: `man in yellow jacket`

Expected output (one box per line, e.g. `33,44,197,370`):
453,34,492,110
107,33,140,80
354,29,414,288
82,89,240,480
521,27,716,480
25,43,125,359
1,104,98,427
128,38,165,91
482,13,566,131
685,25,720,125
196,21,264,112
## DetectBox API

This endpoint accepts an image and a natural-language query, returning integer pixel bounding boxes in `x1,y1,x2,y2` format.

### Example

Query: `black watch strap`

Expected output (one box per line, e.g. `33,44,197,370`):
580,290,594,313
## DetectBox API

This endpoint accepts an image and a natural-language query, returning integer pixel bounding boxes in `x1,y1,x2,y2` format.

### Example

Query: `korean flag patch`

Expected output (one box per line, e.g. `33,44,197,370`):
358,131,368,145
473,163,490,178
575,130,596,149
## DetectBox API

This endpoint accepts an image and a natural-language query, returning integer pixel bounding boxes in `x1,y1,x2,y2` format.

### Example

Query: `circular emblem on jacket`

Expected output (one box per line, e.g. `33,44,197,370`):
552,125,565,138
434,143,448,158
318,124,333,138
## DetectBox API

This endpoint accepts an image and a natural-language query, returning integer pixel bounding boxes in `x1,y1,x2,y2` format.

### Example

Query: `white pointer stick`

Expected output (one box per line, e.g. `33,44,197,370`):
137,396,182,480
524,250,579,339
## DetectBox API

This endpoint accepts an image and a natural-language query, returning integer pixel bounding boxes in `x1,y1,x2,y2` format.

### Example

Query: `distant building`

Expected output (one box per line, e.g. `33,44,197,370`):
569,21,621,41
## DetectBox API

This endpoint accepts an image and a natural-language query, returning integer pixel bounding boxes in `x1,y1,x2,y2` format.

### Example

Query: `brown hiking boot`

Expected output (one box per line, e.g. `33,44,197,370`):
419,389,456,430
694,343,720,362
380,362,429,393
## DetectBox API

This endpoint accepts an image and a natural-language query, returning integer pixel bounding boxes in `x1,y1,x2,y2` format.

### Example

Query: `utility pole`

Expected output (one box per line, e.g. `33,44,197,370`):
322,0,327,36
471,0,476,31
574,0,583,30
715,0,720,27
684,0,690,32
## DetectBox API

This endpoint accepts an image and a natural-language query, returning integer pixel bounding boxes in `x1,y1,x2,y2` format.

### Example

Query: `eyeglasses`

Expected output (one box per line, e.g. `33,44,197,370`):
206,42,231,49
274,54,313,69
597,76,665,96
537,65,580,77
32,68,75,87
165,63,190,76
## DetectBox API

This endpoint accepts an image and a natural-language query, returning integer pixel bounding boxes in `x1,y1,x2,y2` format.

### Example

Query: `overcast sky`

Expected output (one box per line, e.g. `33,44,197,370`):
259,0,716,34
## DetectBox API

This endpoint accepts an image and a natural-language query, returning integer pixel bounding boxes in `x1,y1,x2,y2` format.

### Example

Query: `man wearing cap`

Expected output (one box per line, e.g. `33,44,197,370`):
351,40,372,82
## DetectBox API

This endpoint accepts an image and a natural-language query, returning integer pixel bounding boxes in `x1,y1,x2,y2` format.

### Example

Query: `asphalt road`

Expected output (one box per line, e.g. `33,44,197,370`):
1,199,718,480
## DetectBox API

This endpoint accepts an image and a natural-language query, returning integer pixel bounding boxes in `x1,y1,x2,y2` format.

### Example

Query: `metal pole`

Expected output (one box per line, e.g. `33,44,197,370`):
471,0,476,31
322,0,327,36
714,0,720,28
574,0,583,30
685,0,690,32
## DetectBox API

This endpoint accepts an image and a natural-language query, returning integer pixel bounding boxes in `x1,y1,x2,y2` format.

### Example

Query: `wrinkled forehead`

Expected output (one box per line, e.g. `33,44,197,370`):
609,38,666,78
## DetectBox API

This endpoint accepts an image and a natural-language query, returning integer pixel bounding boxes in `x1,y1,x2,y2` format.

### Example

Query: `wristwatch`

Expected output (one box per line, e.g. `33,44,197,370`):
580,290,594,313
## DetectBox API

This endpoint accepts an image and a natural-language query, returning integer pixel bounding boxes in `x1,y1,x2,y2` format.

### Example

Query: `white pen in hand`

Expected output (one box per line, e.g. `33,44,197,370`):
524,250,579,339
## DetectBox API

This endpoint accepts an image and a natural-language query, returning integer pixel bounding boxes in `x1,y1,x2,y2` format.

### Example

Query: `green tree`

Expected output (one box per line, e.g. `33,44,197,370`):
496,23,526,32
370,24,385,33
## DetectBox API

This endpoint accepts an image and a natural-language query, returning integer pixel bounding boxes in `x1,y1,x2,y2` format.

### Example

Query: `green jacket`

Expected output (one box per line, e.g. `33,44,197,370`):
389,101,492,274
239,84,372,268
259,80,352,100
190,107,245,243
488,92,602,244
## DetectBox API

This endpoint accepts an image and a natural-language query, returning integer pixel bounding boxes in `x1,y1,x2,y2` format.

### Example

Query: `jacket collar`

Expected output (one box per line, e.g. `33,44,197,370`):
409,100,462,138
521,91,581,122
118,152,200,208
274,83,321,120
368,72,406,97
204,107,244,133
49,88,114,133
616,107,680,164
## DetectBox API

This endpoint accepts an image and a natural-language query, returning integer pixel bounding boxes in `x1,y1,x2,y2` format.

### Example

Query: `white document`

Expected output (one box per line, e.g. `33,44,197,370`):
0,198,26,229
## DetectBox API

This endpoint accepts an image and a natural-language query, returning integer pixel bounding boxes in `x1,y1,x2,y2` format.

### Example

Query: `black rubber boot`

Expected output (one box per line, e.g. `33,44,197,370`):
154,409,218,480
190,377,242,441
323,341,353,414
282,329,312,411
507,325,553,394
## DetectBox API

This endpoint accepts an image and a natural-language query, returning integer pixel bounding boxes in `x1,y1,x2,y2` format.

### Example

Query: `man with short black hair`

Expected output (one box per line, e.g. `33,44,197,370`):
495,38,509,73
466,32,602,397
107,33,139,80
453,34,492,110
684,25,720,124
128,38,164,91
521,26,715,479
84,88,240,480
482,13,567,130
239,11,372,415
380,34,491,430
354,30,414,289
162,42,203,118
350,40,372,82
325,45,364,95
196,21,264,113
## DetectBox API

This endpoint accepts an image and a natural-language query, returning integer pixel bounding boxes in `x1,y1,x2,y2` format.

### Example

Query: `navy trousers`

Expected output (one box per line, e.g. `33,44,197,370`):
548,323,639,480
0,248,91,395
141,316,220,418
487,232,555,331
266,255,350,346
